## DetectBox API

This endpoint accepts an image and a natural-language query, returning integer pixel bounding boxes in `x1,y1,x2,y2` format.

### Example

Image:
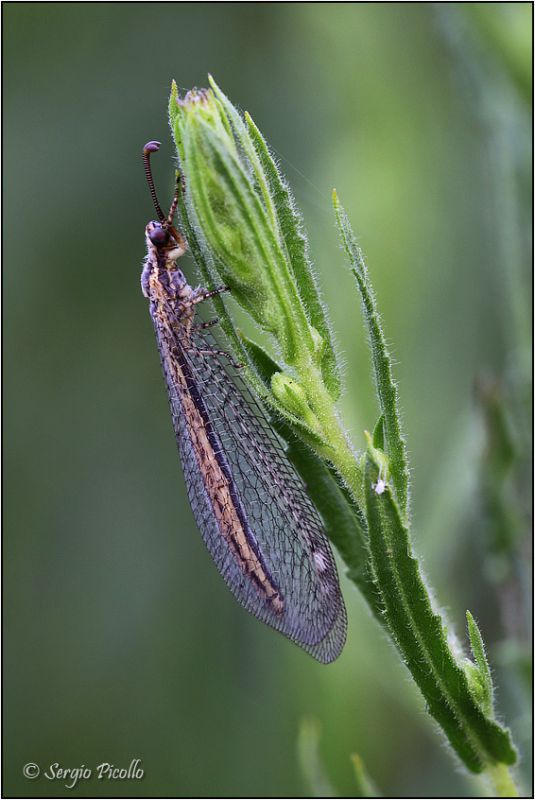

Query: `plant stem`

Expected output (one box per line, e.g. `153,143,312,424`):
486,764,519,797
297,361,364,509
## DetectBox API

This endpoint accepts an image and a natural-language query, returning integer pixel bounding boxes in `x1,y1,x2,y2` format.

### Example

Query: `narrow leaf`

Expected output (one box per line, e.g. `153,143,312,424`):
372,415,386,450
466,611,495,717
334,192,410,519
364,452,517,772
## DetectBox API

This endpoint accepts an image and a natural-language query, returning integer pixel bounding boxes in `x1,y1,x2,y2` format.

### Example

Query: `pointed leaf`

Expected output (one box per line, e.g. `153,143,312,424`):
372,415,386,450
365,452,517,772
466,611,495,716
334,192,410,519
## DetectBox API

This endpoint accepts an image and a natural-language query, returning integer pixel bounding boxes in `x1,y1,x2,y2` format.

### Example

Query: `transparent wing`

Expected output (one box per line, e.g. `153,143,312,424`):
155,319,347,663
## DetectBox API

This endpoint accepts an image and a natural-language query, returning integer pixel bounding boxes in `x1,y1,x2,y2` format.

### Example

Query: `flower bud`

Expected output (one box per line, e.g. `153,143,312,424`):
168,77,338,378
271,372,321,433
170,81,284,334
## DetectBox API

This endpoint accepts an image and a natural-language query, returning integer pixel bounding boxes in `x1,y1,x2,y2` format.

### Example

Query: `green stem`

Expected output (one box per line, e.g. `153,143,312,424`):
297,361,364,509
485,764,519,797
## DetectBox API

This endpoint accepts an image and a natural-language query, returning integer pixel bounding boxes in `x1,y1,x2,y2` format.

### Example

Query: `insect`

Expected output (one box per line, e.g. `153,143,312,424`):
141,141,346,662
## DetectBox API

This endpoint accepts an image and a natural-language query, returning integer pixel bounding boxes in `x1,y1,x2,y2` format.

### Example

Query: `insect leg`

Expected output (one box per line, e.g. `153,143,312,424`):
190,286,230,306
167,176,180,226
192,318,220,331
195,347,245,370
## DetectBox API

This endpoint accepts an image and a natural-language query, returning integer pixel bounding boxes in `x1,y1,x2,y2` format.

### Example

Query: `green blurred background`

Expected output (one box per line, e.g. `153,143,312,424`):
4,3,532,797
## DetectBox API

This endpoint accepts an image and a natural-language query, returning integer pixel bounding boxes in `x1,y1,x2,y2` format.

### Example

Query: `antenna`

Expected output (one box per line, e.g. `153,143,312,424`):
143,141,165,222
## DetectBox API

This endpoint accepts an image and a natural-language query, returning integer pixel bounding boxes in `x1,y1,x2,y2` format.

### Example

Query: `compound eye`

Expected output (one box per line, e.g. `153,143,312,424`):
148,223,169,246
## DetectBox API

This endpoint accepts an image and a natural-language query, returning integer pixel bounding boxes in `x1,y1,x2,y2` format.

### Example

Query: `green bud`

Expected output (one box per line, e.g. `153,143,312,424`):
463,657,494,718
168,76,339,378
170,84,271,327
271,372,322,433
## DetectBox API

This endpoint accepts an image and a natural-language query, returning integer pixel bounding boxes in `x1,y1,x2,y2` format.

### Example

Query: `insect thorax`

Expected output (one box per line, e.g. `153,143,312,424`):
142,237,192,307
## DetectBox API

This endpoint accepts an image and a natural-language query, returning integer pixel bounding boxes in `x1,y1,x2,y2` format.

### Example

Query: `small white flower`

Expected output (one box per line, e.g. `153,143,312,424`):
373,478,387,495
372,465,388,495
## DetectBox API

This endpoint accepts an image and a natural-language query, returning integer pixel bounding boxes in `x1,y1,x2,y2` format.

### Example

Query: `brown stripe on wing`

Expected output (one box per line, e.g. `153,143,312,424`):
165,332,284,614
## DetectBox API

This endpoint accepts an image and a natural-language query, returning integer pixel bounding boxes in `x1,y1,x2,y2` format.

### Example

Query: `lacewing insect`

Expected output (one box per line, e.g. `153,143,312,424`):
141,141,346,662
